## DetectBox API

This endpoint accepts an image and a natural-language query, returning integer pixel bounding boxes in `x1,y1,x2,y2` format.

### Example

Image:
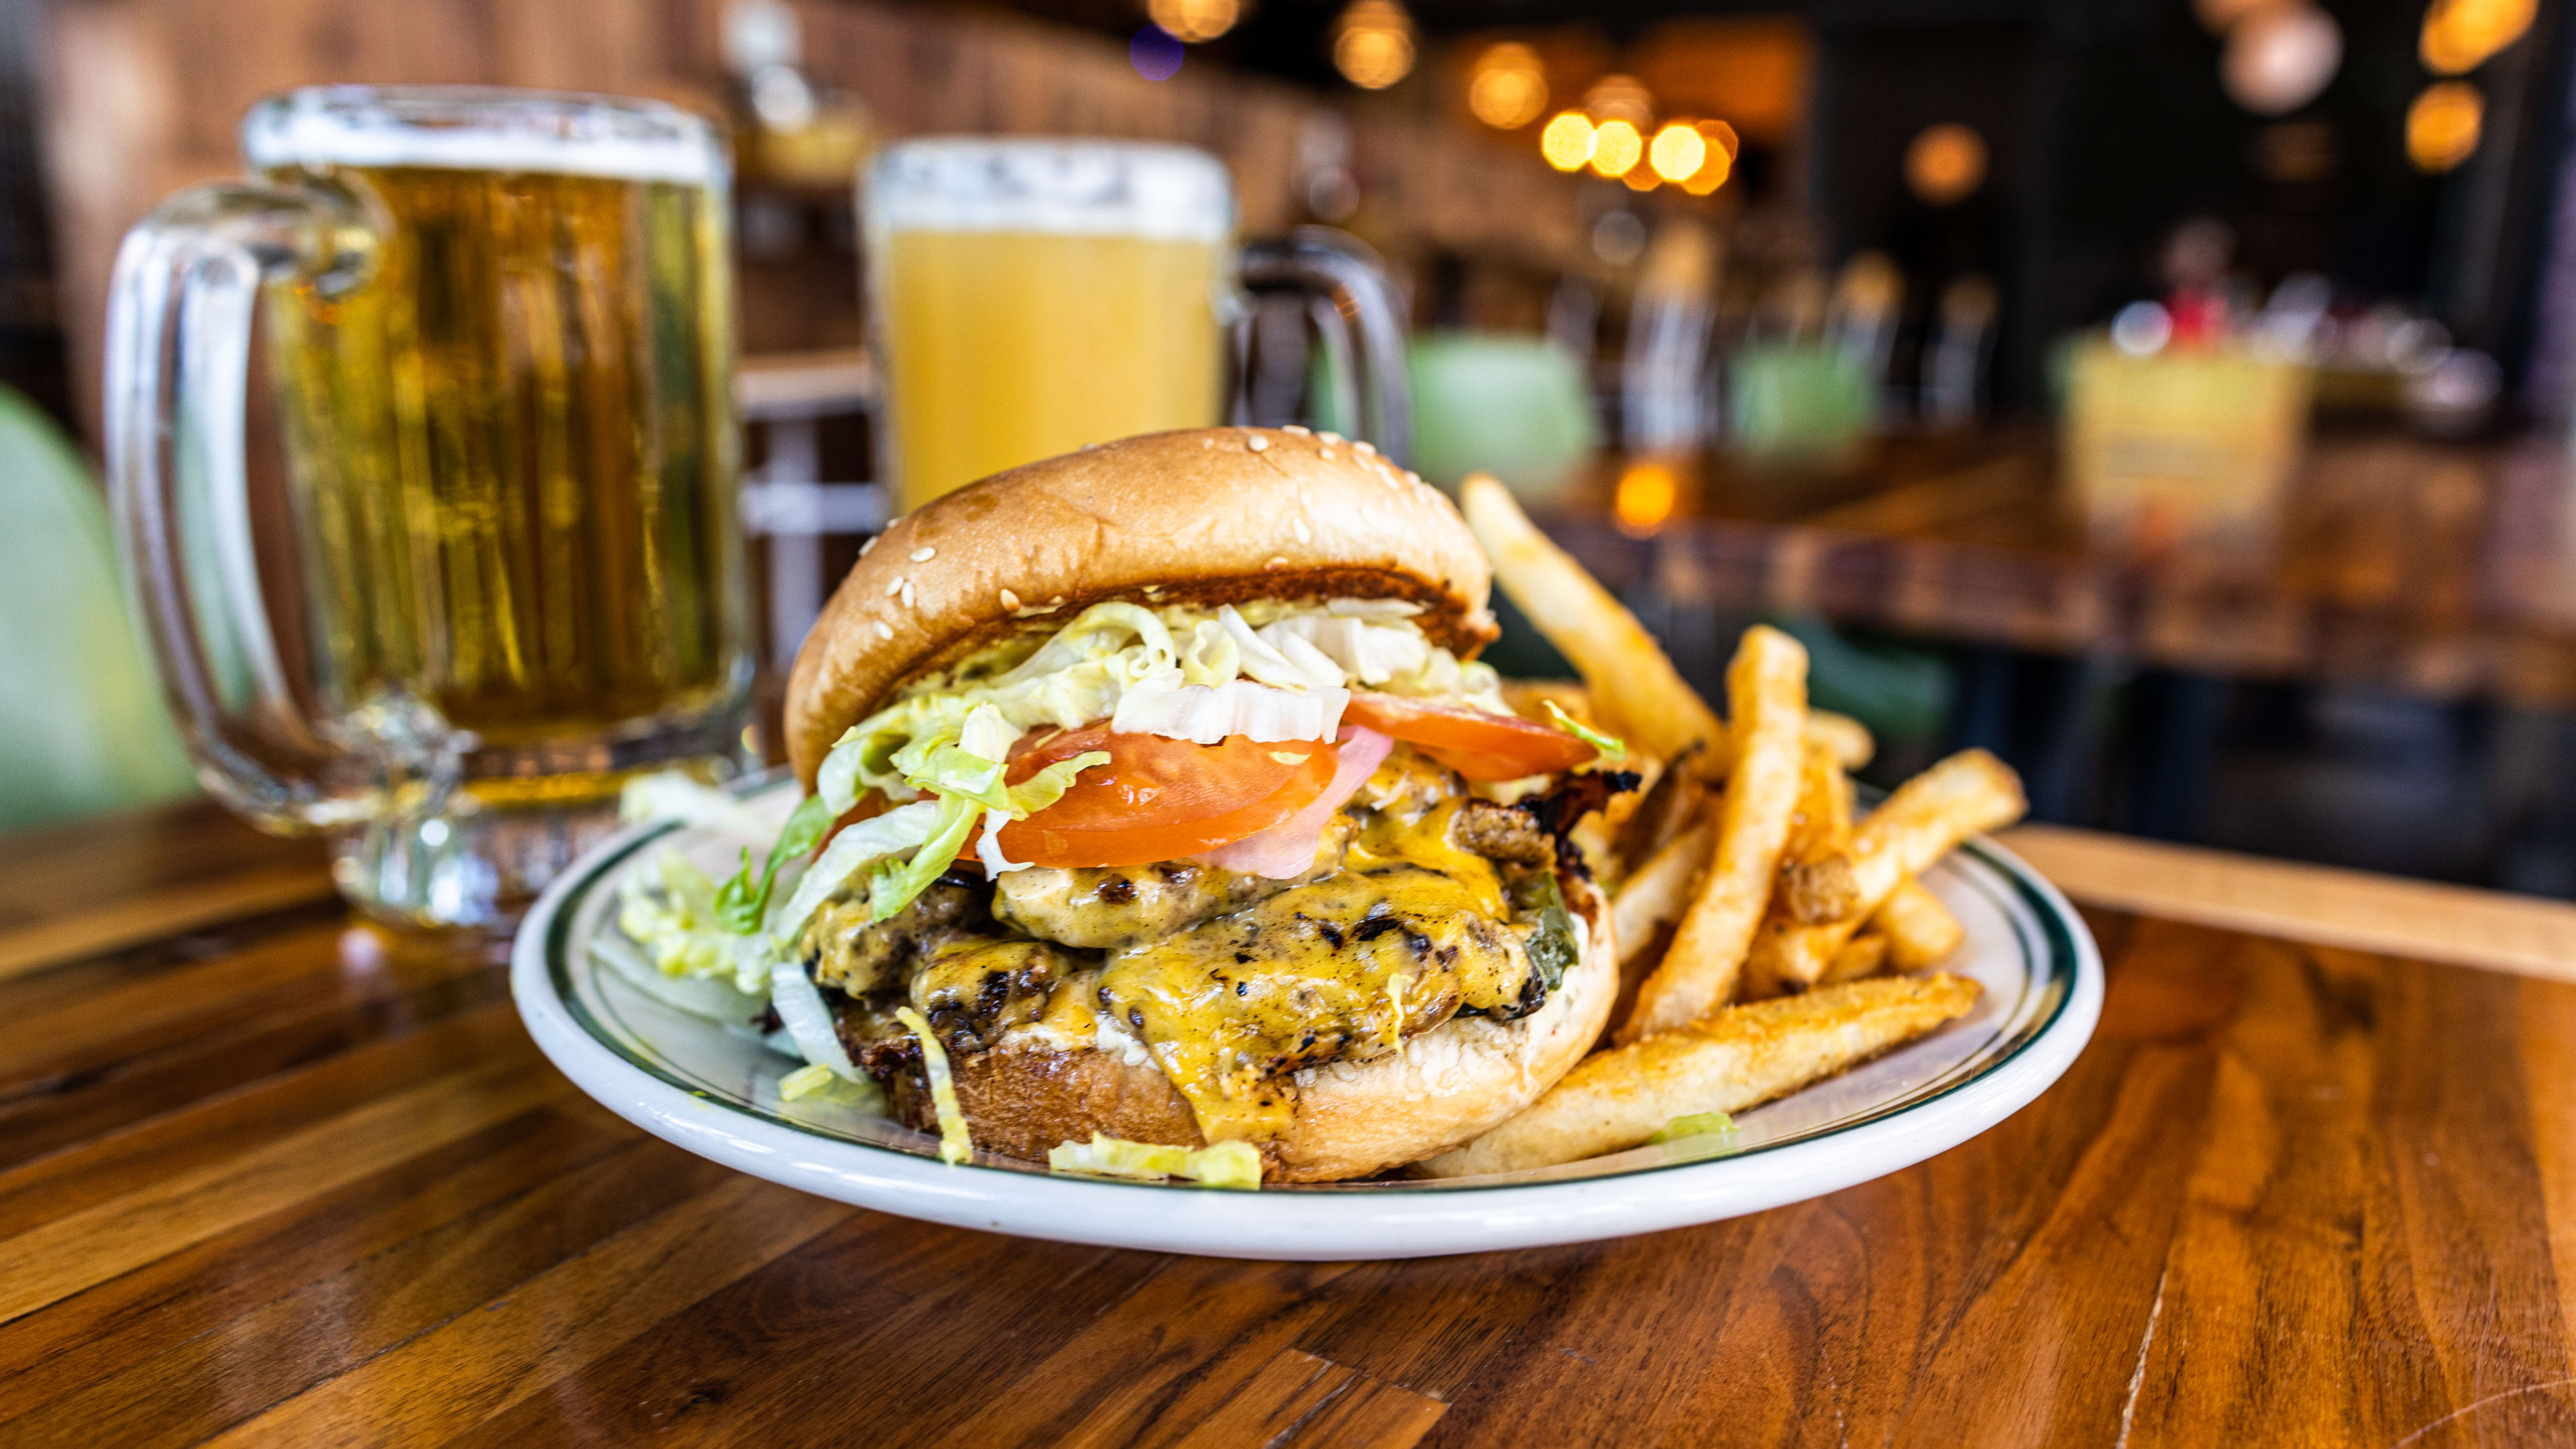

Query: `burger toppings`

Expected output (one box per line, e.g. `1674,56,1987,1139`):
989,726,1342,869
1048,1133,1263,1189
894,1006,971,1165
1196,726,1393,879
618,589,1619,1169
991,815,1358,950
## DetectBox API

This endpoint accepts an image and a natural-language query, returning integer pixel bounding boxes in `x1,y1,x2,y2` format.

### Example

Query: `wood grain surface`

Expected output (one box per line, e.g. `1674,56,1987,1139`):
1546,433,2576,708
7,802,2576,1446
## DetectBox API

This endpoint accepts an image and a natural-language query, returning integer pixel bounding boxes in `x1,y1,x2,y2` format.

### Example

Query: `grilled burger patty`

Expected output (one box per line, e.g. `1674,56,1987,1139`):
798,749,1585,1138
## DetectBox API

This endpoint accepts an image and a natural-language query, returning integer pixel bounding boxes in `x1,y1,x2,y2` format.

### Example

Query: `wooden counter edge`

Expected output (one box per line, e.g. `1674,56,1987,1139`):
1998,822,2576,982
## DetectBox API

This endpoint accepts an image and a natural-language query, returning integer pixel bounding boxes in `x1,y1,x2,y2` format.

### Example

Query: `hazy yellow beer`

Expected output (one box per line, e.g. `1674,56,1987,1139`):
865,142,1234,511
107,88,750,928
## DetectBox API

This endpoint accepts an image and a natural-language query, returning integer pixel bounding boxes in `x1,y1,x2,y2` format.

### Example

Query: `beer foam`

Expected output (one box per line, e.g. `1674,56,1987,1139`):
242,87,720,187
866,139,1231,242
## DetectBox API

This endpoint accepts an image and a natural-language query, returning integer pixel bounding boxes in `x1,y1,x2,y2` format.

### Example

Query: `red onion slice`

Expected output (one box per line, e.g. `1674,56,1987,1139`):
1199,726,1393,879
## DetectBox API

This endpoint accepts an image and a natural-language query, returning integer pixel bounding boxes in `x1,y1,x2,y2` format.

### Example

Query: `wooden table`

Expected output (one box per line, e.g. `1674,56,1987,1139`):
9,802,2576,1446
1547,430,2576,708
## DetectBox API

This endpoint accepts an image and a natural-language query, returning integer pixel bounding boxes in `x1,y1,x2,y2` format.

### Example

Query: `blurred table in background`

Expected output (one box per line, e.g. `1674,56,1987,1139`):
1545,428,2576,708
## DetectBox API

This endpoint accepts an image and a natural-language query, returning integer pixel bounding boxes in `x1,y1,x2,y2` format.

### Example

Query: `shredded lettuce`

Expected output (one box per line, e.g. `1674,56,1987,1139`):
714,791,835,934
780,1062,885,1109
1045,1132,1263,1189
862,793,983,923
897,1006,973,1165
770,953,859,1079
1542,700,1626,759
616,851,775,991
767,800,945,947
590,932,767,1022
1648,1111,1739,1145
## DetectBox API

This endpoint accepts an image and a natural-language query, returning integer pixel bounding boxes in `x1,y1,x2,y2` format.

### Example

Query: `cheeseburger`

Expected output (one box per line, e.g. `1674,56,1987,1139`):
737,428,1629,1183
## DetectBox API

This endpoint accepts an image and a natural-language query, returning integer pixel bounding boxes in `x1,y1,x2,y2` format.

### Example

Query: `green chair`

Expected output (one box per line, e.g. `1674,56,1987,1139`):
0,385,197,830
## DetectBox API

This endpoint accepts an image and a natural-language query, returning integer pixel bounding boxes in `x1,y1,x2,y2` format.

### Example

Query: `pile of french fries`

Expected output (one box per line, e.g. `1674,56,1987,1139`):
1417,477,2029,1178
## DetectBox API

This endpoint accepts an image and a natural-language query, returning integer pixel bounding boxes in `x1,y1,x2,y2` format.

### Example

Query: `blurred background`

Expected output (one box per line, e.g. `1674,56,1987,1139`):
8,0,2576,899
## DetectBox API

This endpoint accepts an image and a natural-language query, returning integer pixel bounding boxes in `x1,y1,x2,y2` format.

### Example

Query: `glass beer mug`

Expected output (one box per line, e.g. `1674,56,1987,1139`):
865,138,1412,512
106,87,752,930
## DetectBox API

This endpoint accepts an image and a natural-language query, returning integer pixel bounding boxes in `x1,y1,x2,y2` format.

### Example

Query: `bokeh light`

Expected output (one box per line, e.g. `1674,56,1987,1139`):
1582,74,1655,127
2408,80,2483,172
2221,4,2341,115
1467,42,1550,129
1589,119,1643,180
1130,26,1185,81
1681,120,1739,195
1614,461,1678,537
1146,0,1240,44
1904,123,1987,206
1540,111,1596,171
2420,0,2534,74
1649,122,1707,183
1333,0,1415,90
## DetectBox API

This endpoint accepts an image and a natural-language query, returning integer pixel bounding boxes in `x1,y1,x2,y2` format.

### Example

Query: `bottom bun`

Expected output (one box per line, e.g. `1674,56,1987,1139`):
902,873,1617,1183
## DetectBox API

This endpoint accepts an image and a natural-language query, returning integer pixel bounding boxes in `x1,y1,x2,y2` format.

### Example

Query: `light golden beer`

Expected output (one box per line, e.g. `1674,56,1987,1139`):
865,140,1234,512
255,158,746,747
875,229,1224,508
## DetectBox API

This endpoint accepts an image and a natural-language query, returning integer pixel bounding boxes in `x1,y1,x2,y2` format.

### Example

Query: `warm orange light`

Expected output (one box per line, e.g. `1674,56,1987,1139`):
1148,0,1241,43
1583,74,1655,126
2408,80,2483,172
1623,165,1661,192
1333,0,1415,89
1467,42,1550,129
1905,123,1988,205
1649,122,1707,182
1614,462,1678,537
1589,119,1643,179
2421,0,2534,74
1540,111,1597,171
1681,120,1738,195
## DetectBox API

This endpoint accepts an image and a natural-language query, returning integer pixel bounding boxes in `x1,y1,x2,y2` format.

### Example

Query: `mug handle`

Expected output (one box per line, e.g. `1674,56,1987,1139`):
104,179,458,835
1238,227,1415,467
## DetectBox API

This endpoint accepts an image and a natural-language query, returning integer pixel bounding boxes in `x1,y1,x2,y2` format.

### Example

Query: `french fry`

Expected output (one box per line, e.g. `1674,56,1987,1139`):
1875,880,1966,971
1414,973,1984,1177
1462,474,1723,765
1743,749,2026,994
1613,819,1713,969
1621,626,1809,1040
1804,709,1875,772
1780,741,1854,867
1818,932,1890,985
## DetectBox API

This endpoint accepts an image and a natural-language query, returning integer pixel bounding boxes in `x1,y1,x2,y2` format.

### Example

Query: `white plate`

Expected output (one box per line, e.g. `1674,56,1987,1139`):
511,783,2102,1260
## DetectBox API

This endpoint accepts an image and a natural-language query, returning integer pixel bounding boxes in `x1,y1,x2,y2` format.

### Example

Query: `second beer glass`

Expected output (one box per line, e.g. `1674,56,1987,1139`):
864,139,1411,513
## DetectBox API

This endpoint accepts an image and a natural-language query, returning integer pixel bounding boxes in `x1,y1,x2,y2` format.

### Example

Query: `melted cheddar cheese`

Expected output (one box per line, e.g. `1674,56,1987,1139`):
1095,798,1532,1143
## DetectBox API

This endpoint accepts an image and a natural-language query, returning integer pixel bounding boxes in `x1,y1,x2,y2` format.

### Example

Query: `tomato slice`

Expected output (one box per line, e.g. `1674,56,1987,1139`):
995,727,1340,869
1340,693,1596,781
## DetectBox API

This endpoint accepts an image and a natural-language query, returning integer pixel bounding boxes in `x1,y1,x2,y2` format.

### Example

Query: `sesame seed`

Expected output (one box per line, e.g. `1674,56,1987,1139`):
1319,447,1334,461
859,535,878,557
875,620,893,641
1265,555,1289,570
1294,519,1312,543
1319,431,1345,445
1354,440,1376,456
1000,588,1021,610
910,547,936,562
900,580,917,608
1282,424,1311,435
885,577,904,597
1405,471,1423,486
1247,435,1269,453
1203,437,1214,449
